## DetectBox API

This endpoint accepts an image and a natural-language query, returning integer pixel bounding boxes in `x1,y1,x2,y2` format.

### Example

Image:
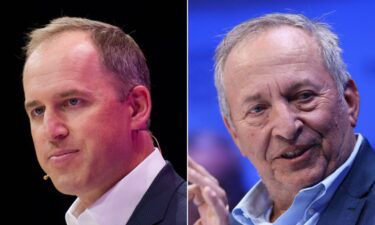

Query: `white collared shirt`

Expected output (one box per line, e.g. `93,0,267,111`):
65,148,166,225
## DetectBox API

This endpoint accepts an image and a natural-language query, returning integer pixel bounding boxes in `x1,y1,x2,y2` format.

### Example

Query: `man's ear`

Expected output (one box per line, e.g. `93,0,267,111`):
127,85,152,130
343,79,360,127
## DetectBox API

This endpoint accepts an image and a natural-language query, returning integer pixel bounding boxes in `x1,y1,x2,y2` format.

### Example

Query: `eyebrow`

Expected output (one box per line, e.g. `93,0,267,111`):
287,80,312,91
285,79,322,94
55,89,91,99
242,79,321,104
24,100,40,112
243,93,263,104
24,89,92,111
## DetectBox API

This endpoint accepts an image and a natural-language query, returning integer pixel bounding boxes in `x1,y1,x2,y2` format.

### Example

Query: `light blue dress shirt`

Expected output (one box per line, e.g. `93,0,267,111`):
232,134,364,225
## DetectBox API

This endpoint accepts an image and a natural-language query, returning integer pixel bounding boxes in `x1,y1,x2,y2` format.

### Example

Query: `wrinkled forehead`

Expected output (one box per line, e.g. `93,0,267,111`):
229,27,321,68
223,26,323,85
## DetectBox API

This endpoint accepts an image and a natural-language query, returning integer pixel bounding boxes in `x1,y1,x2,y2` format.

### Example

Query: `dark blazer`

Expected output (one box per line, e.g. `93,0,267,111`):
126,162,187,225
317,138,375,225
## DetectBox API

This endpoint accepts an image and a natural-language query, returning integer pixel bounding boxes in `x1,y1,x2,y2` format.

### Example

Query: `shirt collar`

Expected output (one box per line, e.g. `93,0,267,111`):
65,148,166,225
320,133,363,189
233,181,273,224
232,134,364,225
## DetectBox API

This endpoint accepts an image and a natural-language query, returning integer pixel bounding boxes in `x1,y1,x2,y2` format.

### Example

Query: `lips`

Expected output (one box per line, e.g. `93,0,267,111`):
48,149,79,160
281,148,309,159
279,144,316,159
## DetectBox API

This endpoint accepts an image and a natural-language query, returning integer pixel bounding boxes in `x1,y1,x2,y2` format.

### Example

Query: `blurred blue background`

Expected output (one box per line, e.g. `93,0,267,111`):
188,0,375,202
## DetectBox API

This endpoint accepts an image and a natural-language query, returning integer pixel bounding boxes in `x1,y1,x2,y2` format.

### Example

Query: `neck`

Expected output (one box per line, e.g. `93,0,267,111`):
132,130,155,158
270,203,289,222
75,130,155,215
265,183,296,222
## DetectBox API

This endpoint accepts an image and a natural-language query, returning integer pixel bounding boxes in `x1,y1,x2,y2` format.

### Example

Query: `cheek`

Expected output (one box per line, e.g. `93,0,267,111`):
304,92,347,133
30,127,48,167
302,102,339,136
236,126,270,163
76,102,130,134
302,101,349,157
76,109,131,154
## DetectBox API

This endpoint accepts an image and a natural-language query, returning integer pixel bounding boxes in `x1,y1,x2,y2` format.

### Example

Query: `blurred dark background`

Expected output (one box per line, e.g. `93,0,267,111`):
4,1,186,224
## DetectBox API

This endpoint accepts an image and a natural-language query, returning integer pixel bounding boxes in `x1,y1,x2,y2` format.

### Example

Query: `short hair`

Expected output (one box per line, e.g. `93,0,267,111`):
214,13,351,124
24,17,150,99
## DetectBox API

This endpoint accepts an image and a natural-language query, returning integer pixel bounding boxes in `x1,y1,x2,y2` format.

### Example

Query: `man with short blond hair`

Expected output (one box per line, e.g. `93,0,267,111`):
23,17,186,225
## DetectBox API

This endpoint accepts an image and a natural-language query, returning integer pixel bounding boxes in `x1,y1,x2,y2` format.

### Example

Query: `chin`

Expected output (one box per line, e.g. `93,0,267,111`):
291,169,325,190
51,175,83,196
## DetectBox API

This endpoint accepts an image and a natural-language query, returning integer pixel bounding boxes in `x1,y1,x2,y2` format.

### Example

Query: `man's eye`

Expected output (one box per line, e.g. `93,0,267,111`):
31,107,45,117
66,98,81,106
296,91,314,101
249,105,266,115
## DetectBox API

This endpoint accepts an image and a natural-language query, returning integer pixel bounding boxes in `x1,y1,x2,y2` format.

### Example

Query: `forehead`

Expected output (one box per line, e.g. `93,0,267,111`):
223,26,329,92
23,31,115,99
24,31,100,79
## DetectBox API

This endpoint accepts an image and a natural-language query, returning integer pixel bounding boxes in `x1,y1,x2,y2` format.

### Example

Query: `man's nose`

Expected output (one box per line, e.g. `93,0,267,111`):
271,102,303,142
43,110,69,141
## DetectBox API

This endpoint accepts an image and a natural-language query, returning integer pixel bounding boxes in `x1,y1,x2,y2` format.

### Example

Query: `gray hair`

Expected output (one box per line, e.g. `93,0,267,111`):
214,13,351,124
24,17,150,99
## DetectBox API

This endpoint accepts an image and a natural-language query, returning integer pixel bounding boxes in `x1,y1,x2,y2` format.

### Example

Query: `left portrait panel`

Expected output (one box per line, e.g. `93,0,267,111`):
6,1,187,224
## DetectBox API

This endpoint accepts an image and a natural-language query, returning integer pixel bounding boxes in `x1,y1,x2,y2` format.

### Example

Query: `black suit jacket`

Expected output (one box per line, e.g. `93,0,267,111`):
126,162,187,225
317,138,375,225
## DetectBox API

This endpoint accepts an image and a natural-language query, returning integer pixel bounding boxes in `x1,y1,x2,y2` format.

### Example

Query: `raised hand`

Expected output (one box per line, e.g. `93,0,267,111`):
188,157,229,225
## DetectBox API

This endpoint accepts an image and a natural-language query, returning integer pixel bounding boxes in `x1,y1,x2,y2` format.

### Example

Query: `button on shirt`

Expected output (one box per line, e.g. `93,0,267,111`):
232,134,364,225
65,148,166,225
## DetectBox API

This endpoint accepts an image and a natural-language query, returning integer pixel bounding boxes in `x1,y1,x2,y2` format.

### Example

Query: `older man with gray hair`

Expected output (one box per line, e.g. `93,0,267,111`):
189,13,375,225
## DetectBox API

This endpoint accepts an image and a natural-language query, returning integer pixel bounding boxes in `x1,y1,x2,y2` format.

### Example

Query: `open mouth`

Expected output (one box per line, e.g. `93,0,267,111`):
281,145,314,159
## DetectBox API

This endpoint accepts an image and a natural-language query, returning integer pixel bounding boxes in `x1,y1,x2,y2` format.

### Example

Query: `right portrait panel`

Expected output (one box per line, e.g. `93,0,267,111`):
188,1,375,225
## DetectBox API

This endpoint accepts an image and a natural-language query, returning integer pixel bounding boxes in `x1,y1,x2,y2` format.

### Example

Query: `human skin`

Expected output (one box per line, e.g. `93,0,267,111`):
188,157,229,225
23,31,152,211
222,26,360,220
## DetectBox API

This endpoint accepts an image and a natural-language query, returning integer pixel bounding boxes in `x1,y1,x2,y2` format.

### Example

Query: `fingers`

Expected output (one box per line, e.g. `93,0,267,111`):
188,184,205,206
193,219,202,225
188,156,230,225
189,157,218,184
201,186,229,222
188,166,228,206
188,184,197,201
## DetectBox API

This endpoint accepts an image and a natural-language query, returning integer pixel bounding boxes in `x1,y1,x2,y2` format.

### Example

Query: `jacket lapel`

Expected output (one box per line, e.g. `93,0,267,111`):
317,138,375,225
126,162,184,225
